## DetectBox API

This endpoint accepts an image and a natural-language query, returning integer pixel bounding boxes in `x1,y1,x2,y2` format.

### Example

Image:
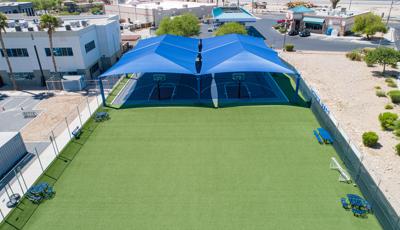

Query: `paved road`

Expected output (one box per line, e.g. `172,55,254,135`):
249,14,393,51
200,13,394,52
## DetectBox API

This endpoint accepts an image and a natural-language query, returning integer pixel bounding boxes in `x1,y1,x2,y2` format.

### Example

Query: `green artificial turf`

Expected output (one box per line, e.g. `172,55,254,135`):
2,106,381,230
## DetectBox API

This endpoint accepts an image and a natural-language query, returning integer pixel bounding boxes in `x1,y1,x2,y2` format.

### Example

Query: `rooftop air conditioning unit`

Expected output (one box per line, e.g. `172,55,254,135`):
32,18,38,24
27,27,34,31
15,26,22,32
183,4,188,8
157,6,163,10
65,25,71,30
7,21,15,28
155,2,160,5
20,21,28,28
81,20,88,27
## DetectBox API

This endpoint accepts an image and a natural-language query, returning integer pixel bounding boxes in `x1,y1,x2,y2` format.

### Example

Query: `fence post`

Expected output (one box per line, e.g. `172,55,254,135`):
35,147,44,172
50,133,59,156
65,117,72,139
14,170,25,193
8,184,14,195
87,97,92,115
0,207,4,220
4,186,11,200
18,167,28,190
77,106,82,127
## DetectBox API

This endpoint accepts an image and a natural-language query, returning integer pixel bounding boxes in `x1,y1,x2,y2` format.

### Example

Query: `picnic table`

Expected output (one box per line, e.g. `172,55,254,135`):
27,182,55,204
346,194,371,212
317,128,333,144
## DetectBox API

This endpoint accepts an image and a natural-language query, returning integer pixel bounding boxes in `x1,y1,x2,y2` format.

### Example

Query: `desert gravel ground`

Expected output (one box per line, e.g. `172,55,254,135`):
281,50,400,214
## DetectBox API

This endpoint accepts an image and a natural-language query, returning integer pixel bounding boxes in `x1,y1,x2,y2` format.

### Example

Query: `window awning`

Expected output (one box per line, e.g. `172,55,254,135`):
303,17,325,25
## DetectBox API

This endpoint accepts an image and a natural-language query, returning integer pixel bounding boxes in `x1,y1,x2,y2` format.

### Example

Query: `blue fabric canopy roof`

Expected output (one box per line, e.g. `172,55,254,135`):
200,34,295,75
101,34,294,77
101,35,198,75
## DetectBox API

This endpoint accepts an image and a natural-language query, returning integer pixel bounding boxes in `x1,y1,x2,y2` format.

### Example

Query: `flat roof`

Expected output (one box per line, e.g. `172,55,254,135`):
0,132,18,147
307,8,368,18
120,1,214,10
3,15,118,33
0,2,31,7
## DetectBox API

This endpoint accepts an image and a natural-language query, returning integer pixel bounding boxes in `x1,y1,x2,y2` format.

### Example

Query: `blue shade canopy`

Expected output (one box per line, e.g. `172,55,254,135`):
200,34,295,75
102,34,294,77
132,34,199,52
101,35,198,76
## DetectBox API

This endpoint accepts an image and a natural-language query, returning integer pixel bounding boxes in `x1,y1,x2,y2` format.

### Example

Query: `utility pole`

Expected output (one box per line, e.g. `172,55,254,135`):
348,0,352,10
282,21,288,50
386,0,395,26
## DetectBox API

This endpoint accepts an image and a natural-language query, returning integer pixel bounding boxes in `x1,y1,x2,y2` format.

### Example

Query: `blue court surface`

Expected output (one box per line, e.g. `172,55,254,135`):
113,72,288,107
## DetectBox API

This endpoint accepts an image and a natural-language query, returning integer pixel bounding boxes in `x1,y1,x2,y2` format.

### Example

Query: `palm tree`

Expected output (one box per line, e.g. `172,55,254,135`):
330,0,340,9
40,14,60,79
0,13,17,90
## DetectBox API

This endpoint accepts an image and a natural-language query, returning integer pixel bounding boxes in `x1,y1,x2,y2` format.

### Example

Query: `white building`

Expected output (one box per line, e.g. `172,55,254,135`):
105,0,215,26
0,15,121,89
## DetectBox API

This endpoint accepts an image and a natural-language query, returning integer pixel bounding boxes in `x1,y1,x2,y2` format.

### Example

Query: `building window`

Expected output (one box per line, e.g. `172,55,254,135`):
305,23,323,31
0,48,29,57
13,72,35,80
90,62,99,74
45,48,74,57
85,41,96,53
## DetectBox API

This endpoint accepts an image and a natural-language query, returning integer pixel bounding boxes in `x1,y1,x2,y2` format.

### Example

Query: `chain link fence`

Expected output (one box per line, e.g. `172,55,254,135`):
297,77,400,230
0,75,124,226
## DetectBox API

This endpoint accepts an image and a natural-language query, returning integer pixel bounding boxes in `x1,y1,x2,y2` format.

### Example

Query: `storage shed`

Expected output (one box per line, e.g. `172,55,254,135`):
62,75,86,91
0,132,28,179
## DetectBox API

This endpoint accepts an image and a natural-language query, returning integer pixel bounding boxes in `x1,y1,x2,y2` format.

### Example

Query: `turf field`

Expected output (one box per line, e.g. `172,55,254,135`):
2,106,381,230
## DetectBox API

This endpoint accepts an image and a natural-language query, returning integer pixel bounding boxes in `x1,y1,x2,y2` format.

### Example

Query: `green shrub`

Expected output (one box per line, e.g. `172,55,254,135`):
394,129,400,137
273,24,282,30
362,132,379,147
388,90,400,103
378,112,398,130
285,43,294,52
374,86,381,90
385,104,394,109
396,143,400,155
278,27,287,34
388,82,398,88
385,78,394,83
376,90,386,97
362,47,375,54
345,50,362,61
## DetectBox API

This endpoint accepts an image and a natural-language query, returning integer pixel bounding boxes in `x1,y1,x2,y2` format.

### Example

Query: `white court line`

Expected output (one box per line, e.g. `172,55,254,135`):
15,97,30,110
265,73,289,102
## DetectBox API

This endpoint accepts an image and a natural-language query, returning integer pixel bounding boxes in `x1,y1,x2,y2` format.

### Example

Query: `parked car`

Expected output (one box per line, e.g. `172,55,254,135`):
288,30,299,36
299,29,311,37
207,27,214,32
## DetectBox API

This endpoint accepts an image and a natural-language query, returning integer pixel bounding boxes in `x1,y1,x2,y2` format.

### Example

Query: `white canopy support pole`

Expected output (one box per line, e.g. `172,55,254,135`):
211,73,218,108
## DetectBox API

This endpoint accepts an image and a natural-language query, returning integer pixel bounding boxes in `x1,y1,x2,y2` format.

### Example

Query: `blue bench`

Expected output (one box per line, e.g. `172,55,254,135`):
317,128,333,144
352,208,367,217
340,198,350,209
72,126,82,139
313,130,323,144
